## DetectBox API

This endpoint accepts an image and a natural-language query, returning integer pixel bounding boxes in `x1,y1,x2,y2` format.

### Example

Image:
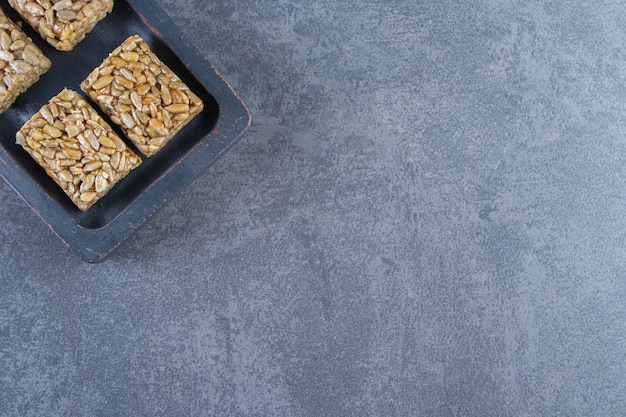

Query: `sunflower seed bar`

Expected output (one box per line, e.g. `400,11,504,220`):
7,0,113,51
16,88,141,211
0,7,51,112
81,35,204,157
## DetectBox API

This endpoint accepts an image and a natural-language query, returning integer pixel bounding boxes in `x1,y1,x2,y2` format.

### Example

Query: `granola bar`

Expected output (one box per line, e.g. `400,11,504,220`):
7,0,114,51
0,7,51,112
80,35,204,157
16,88,141,211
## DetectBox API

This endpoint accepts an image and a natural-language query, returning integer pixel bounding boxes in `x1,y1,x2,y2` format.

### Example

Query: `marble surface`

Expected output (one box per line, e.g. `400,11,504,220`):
1,0,625,415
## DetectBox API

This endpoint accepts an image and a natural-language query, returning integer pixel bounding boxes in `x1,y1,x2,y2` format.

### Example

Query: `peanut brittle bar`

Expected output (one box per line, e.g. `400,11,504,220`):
7,0,113,51
16,88,141,211
81,35,204,157
0,7,51,112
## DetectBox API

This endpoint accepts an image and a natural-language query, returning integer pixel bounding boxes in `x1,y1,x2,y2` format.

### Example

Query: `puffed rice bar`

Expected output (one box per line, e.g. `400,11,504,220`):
7,0,114,51
0,7,51,112
16,88,141,211
80,35,204,157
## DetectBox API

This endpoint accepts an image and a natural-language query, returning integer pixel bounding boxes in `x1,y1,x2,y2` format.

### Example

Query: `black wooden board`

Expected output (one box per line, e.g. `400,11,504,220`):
0,0,251,262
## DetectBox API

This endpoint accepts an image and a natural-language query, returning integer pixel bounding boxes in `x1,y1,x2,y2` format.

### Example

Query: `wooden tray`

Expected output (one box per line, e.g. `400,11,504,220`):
0,0,251,262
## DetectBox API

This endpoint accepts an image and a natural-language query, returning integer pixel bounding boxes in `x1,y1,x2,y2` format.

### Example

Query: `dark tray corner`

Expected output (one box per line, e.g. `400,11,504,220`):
0,0,251,262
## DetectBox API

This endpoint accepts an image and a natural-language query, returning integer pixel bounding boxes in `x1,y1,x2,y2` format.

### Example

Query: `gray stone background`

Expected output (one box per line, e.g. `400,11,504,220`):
1,0,625,416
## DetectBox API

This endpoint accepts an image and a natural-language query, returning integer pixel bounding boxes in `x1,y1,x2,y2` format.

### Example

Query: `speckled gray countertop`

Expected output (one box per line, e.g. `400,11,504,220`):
1,1,625,416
